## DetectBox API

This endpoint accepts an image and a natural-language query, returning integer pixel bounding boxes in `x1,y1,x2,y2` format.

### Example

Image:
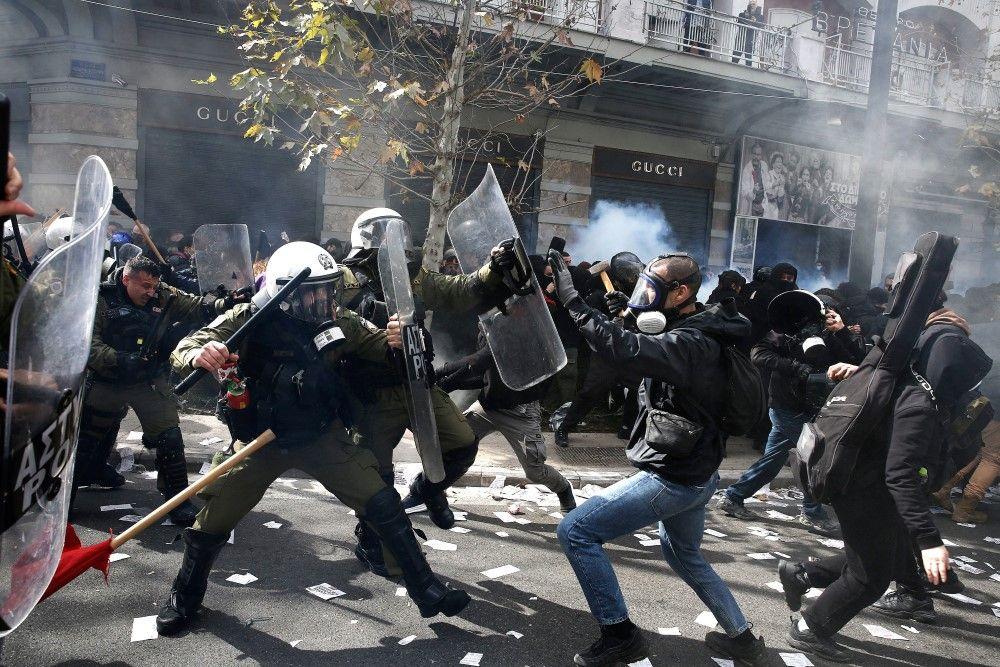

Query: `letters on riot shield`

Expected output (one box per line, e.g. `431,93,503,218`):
378,219,445,483
0,156,112,635
193,224,254,297
447,165,565,391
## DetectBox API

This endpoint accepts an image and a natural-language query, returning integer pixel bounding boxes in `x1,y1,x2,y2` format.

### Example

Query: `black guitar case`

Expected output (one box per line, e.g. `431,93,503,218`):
793,231,959,502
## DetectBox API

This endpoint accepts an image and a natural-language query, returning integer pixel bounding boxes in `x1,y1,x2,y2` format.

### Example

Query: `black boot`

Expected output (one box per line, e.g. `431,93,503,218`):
554,424,570,448
355,472,399,577
557,485,577,512
873,589,938,623
705,628,766,666
778,560,811,612
73,409,125,489
153,427,198,527
156,528,228,635
573,620,648,666
401,445,477,530
366,487,470,618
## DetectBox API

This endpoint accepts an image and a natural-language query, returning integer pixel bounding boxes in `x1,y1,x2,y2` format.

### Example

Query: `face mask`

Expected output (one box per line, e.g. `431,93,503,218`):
312,321,346,353
636,310,667,334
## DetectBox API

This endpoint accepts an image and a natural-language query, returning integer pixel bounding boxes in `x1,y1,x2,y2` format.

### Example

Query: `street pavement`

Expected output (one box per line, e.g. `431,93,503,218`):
7,465,999,666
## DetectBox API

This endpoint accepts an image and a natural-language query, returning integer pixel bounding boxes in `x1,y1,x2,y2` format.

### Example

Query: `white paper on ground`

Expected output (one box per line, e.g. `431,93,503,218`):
140,470,158,480
901,625,920,634
100,503,133,512
494,511,518,523
695,610,718,628
399,635,417,645
161,518,176,527
992,608,1000,619
711,659,734,667
495,531,509,538
453,511,468,520
126,431,143,441
198,461,213,475
116,448,135,473
747,552,775,560
805,588,822,599
119,514,142,523
629,659,653,667
955,562,986,575
109,553,130,563
942,539,959,547
774,551,792,559
424,539,458,551
985,536,1000,544
549,511,564,519
942,592,982,605
228,530,235,545
704,529,727,538
450,527,471,534
778,652,814,666
199,436,224,446
482,564,520,579
955,556,977,563
955,522,977,528
226,572,258,585
863,624,909,641
639,539,660,547
991,573,1000,583
506,630,524,639
657,627,681,635
460,652,483,666
488,475,506,490
765,510,795,521
130,615,158,642
263,521,283,529
306,583,346,600
395,587,407,597
290,640,302,648
818,538,844,549
766,581,784,592
405,503,427,514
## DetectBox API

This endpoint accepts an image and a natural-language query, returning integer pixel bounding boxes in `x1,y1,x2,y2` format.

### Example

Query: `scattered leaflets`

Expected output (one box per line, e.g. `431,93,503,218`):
704,529,727,538
119,515,143,523
130,616,158,642
549,512,564,519
100,503,133,512
198,462,213,475
450,527,471,534
766,581,784,592
424,540,458,552
657,627,681,635
488,475,506,490
482,565,520,579
695,610,718,628
495,531,510,538
226,573,258,585
629,659,653,667
460,652,483,666
955,522,977,528
765,510,795,521
109,553,130,563
506,630,524,639
396,587,407,597
711,659,734,667
901,625,920,634
116,448,135,474
818,538,844,549
639,539,660,547
199,436,224,446
126,431,143,441
399,635,417,645
779,652,814,666
747,552,776,560
863,624,909,641
306,583,346,601
942,592,982,606
263,521,283,529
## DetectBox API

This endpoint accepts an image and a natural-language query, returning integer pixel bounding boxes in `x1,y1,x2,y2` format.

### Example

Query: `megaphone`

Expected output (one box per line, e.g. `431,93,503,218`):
767,290,828,364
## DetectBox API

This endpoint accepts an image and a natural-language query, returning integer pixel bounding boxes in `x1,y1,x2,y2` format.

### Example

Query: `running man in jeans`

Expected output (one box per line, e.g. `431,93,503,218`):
547,252,766,667
719,299,863,534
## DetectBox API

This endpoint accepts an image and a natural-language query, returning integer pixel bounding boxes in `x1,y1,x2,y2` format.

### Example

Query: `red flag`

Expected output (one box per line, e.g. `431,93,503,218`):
41,524,113,601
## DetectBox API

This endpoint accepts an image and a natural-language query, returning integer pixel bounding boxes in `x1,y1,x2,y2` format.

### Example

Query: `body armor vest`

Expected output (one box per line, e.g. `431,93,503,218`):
99,282,160,355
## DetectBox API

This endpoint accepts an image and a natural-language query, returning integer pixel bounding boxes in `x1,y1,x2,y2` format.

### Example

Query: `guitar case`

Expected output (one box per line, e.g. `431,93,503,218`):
793,231,959,502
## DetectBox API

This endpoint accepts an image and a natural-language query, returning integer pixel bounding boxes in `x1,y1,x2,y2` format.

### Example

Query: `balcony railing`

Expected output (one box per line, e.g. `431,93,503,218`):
643,1,791,72
480,0,605,32
820,35,942,106
962,77,1000,113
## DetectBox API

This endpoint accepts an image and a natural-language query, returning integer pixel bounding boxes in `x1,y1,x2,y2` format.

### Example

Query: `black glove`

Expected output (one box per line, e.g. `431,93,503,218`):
546,249,580,306
490,238,517,273
115,351,151,380
791,361,812,384
604,290,628,316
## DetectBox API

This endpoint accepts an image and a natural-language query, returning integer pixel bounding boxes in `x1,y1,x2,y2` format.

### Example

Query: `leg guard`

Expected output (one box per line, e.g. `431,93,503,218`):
355,473,400,578
74,405,126,488
152,427,197,527
365,486,470,618
402,445,477,530
156,528,229,636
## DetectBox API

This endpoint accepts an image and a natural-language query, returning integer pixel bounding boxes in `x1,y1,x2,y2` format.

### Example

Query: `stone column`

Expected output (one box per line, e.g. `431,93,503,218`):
537,138,593,253
27,78,137,216
708,162,735,267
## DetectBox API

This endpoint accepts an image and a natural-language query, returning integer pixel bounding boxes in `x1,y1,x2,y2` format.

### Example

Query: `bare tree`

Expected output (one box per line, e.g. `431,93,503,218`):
211,0,621,267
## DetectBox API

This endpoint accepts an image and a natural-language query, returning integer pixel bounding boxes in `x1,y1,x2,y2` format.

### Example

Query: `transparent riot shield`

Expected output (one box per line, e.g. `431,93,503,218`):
115,242,142,265
378,219,445,483
0,156,112,634
193,224,253,296
447,165,566,390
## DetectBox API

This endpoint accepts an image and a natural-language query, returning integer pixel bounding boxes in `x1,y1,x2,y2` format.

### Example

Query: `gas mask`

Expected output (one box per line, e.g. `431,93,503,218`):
312,320,346,354
627,255,700,335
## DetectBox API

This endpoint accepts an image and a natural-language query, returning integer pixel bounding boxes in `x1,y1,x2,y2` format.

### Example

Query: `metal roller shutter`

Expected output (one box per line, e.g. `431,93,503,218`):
590,177,711,264
141,127,320,242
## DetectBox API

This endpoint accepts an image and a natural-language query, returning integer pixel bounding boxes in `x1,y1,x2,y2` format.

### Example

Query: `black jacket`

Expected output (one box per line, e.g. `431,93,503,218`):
564,297,750,485
436,335,552,410
856,323,993,549
751,326,865,414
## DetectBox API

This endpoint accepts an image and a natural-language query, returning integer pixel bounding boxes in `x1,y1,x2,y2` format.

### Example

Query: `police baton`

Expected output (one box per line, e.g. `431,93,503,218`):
173,266,311,395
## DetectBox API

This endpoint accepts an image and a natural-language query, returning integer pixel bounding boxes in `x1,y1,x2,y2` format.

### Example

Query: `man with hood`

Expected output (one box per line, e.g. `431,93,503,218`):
746,262,797,344
548,253,767,667
777,301,993,663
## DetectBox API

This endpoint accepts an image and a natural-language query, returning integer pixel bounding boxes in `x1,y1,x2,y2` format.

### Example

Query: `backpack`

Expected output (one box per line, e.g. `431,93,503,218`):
792,232,958,503
720,345,767,437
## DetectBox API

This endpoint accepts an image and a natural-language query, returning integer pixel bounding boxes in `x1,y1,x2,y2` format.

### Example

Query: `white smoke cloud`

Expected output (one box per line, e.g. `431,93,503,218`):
567,200,679,265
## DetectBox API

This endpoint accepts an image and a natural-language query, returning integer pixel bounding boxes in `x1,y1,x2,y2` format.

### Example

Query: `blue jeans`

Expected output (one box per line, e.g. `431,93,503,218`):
725,407,827,519
557,470,750,635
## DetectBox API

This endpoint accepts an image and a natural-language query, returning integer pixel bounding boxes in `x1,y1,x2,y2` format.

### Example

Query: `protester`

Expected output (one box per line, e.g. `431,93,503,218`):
439,248,461,275
538,248,591,412
549,253,766,666
167,236,193,272
778,299,992,663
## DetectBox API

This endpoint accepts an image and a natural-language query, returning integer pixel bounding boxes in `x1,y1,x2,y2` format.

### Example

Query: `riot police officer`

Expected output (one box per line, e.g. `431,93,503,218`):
340,208,520,577
75,255,228,525
155,241,470,635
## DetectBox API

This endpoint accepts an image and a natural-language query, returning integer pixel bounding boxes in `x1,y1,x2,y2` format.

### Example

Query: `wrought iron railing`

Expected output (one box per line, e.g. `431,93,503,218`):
962,77,1000,112
820,35,941,105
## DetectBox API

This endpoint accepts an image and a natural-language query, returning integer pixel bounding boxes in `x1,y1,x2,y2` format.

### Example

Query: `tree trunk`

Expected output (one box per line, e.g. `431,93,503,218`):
422,0,474,271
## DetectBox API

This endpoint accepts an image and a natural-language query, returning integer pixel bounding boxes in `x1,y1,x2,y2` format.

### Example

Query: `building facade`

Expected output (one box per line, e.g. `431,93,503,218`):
1,0,995,287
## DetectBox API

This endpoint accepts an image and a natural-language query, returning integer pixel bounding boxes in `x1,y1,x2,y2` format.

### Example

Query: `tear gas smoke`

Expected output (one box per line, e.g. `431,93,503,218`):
568,201,679,267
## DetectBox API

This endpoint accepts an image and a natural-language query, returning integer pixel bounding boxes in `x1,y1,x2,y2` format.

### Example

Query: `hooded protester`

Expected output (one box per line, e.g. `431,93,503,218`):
747,262,797,344
778,302,993,663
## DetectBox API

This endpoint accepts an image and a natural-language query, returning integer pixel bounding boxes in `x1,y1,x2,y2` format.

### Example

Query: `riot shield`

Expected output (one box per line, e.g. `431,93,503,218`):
115,242,142,265
378,219,445,483
447,165,566,390
193,224,253,295
0,156,111,634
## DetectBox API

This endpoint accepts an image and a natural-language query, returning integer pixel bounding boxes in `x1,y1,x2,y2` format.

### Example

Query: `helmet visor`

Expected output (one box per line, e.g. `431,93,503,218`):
284,274,344,324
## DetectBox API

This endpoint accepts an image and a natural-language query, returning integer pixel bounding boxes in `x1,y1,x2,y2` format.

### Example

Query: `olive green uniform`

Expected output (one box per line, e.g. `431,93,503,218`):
170,304,394,535
341,263,505,471
0,257,24,356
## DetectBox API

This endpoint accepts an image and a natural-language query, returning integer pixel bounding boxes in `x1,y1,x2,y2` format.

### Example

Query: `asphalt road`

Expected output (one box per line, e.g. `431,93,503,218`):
6,474,999,667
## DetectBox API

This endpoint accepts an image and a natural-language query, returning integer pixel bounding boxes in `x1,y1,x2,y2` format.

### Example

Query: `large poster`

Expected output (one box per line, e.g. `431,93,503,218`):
736,136,861,229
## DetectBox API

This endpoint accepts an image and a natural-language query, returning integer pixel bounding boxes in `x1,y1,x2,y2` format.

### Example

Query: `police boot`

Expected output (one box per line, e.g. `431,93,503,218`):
401,445,477,530
355,473,401,578
74,407,126,489
365,487,470,618
152,427,198,527
156,528,228,636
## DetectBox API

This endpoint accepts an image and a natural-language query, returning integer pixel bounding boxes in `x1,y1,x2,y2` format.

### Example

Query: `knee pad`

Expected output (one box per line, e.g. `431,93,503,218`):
152,427,185,462
80,405,124,441
443,444,478,471
364,485,404,524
